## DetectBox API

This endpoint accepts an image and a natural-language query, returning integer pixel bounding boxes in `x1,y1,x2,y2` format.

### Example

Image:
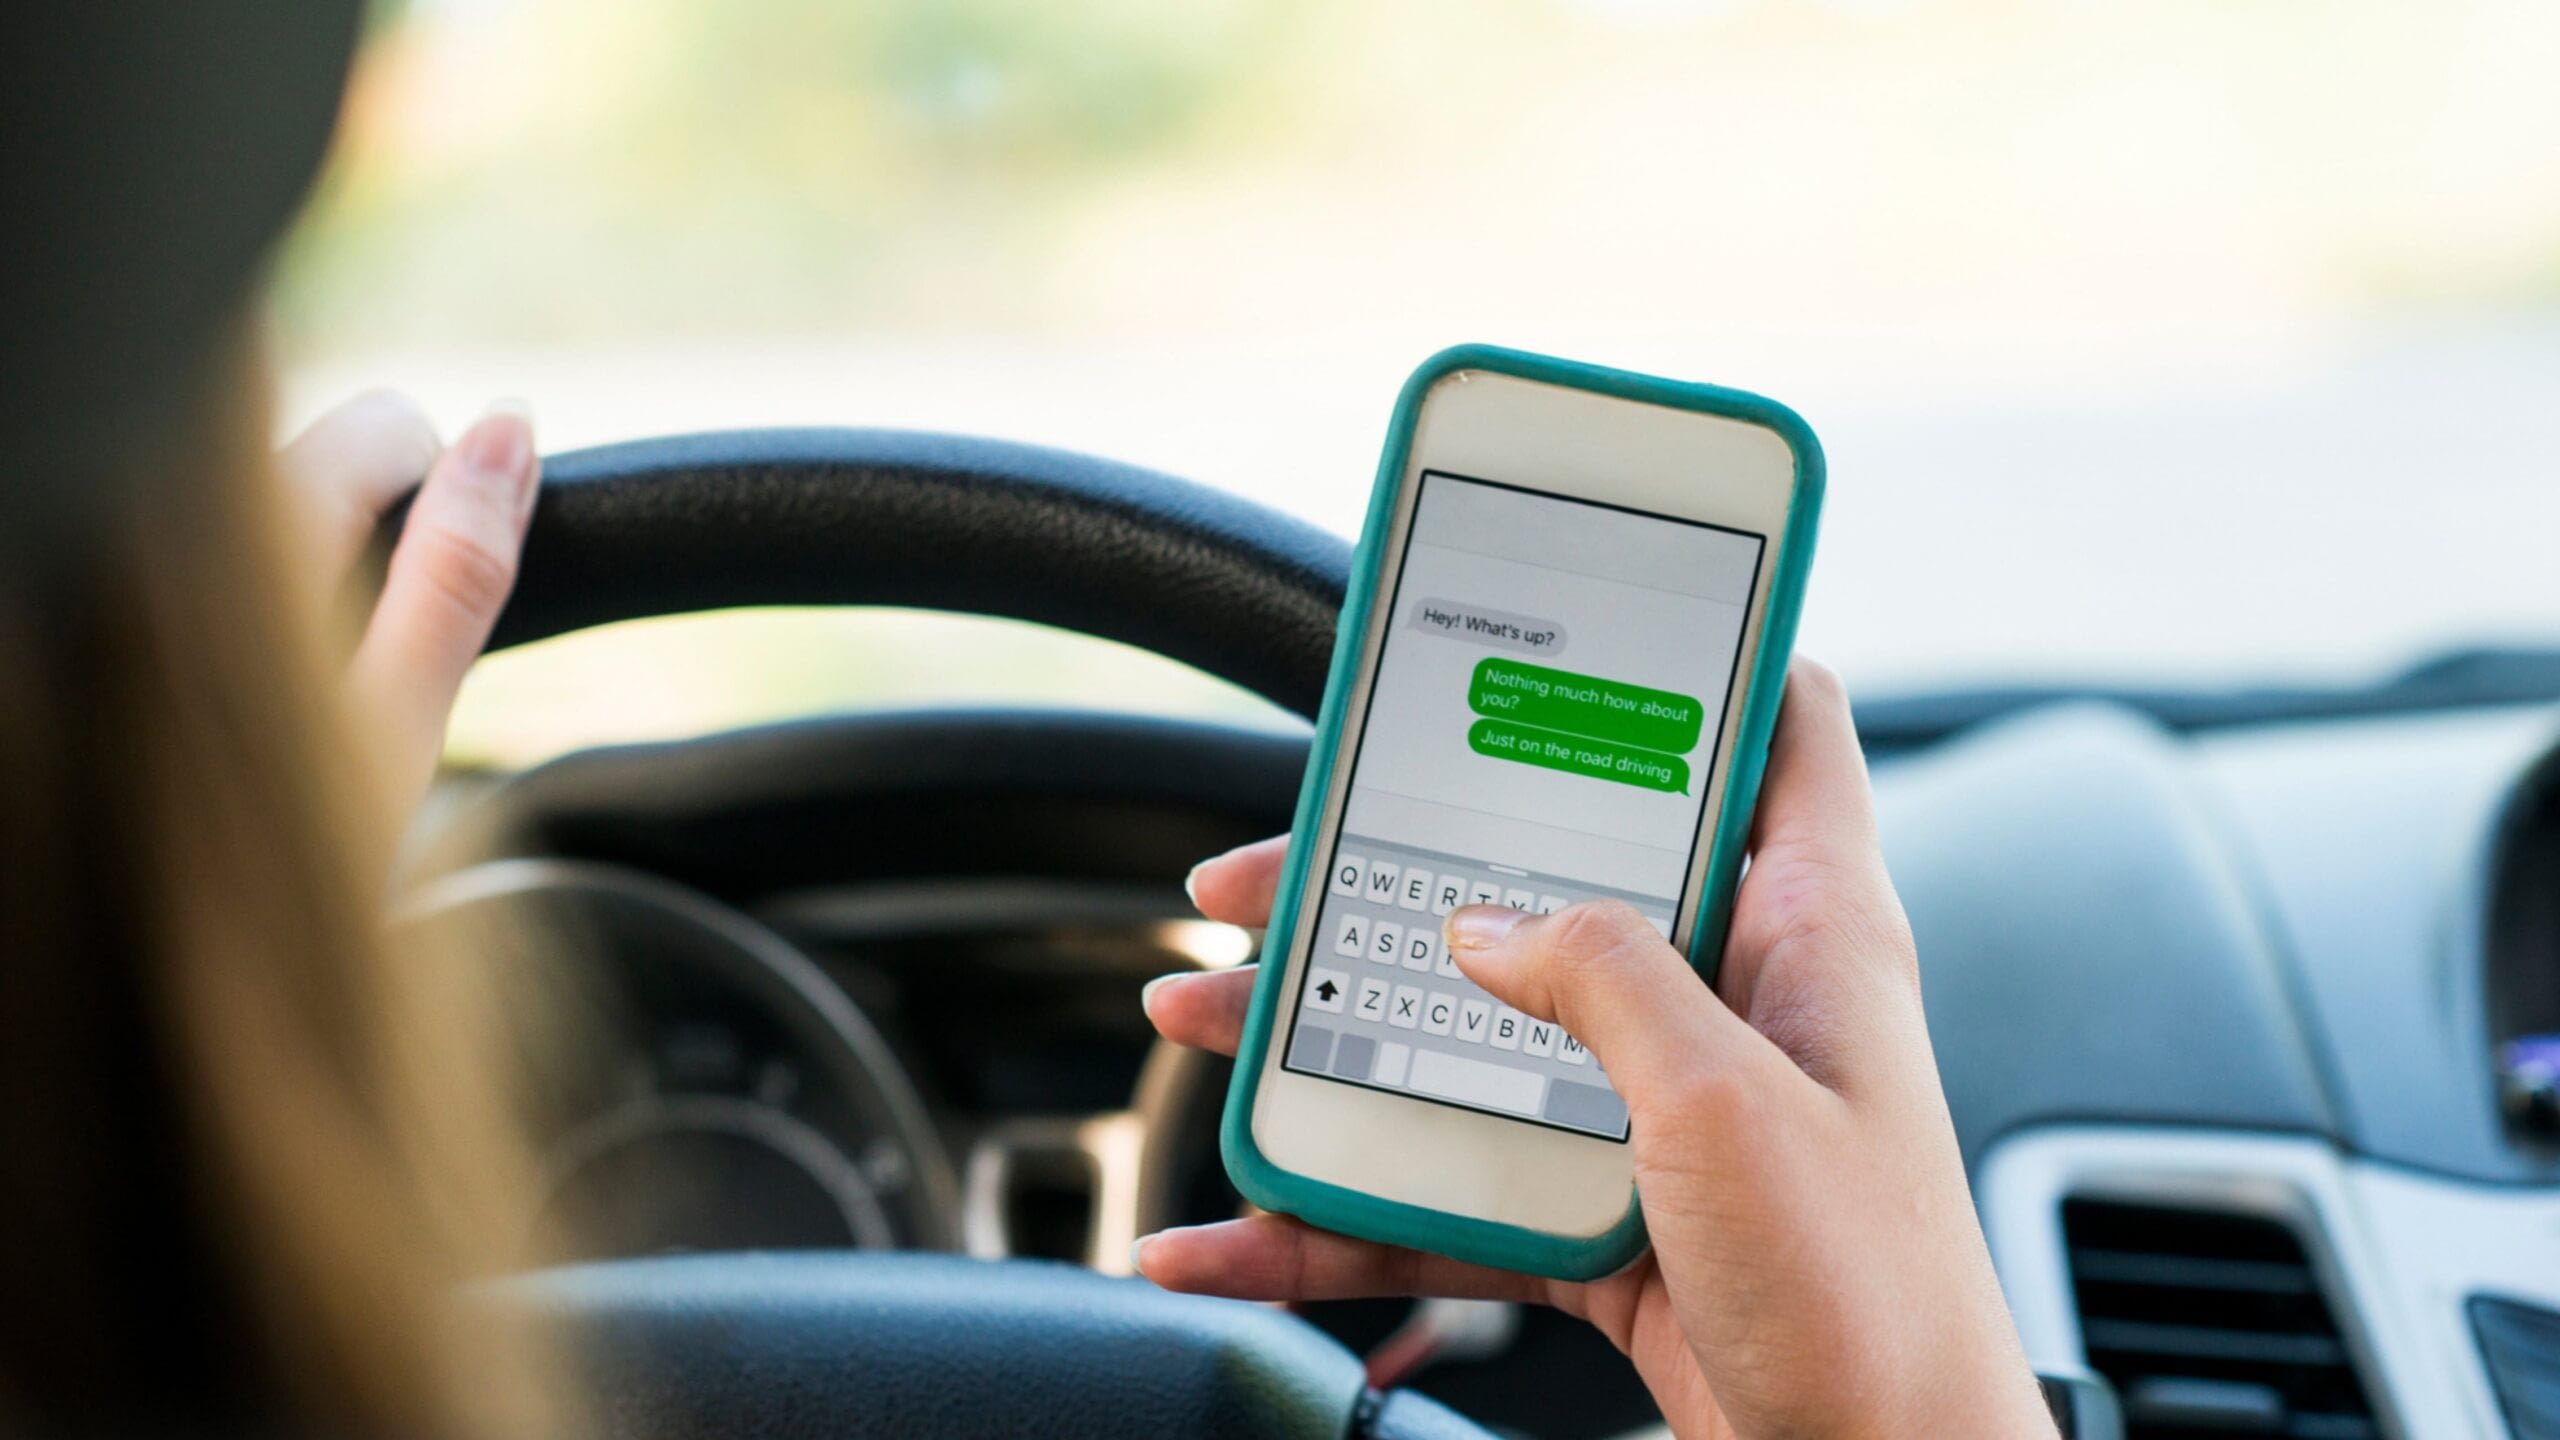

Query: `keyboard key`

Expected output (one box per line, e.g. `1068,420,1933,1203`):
1315,844,1685,1130
1399,868,1434,911
1402,927,1436,972
1375,1041,1411,1087
1370,920,1404,967
1409,1049,1546,1117
1332,1031,1375,1081
1365,860,1401,905
1329,855,1366,898
1354,976,1390,1023
1543,1077,1628,1134
1422,991,1458,1036
1304,967,1349,1013
1388,985,1423,1030
1333,912,1367,958
1288,1023,1335,1072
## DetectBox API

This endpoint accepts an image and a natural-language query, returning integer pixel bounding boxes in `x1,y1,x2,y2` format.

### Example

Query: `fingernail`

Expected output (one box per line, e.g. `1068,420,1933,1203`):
1183,860,1209,908
460,408,531,475
1140,972,1187,1015
459,403,537,516
1127,1235,1152,1274
1446,905,1527,951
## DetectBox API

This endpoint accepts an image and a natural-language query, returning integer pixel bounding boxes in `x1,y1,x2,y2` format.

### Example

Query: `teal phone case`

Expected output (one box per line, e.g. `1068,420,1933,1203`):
1219,343,1827,1282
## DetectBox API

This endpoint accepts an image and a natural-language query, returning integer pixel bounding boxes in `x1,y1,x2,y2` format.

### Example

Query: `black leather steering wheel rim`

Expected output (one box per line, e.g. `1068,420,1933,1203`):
483,427,1352,717
446,430,1505,1439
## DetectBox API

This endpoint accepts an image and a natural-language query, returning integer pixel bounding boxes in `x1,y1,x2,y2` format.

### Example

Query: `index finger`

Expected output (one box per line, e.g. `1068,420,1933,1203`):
277,389,443,576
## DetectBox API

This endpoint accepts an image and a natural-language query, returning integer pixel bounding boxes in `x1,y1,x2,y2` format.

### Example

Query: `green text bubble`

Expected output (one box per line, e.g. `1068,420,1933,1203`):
1467,659,1705,754
1467,718,1690,793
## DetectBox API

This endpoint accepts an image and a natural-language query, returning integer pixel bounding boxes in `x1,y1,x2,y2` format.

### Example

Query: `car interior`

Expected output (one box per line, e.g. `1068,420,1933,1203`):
384,427,2560,1439
44,1,2555,1436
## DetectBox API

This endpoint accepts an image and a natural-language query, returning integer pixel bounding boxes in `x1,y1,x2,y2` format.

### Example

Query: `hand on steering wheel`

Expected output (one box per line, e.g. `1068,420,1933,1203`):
1138,661,2057,1440
281,390,540,813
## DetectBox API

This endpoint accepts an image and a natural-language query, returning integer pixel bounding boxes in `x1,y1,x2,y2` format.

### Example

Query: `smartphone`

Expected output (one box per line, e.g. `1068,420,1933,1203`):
1221,345,1823,1280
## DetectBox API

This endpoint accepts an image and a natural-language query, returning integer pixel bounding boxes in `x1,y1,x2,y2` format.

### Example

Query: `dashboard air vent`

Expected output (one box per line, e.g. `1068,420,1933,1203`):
2470,1295,2560,1440
2062,1197,2380,1440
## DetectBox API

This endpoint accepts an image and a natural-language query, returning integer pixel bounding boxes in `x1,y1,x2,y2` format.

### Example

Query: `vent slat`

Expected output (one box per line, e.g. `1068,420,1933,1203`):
2084,1317,2348,1367
2069,1247,2318,1296
2286,1414,2381,1439
2062,1198,2381,1440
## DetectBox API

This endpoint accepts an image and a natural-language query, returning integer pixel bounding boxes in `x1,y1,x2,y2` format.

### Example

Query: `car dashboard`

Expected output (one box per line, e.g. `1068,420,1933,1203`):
409,696,2560,1440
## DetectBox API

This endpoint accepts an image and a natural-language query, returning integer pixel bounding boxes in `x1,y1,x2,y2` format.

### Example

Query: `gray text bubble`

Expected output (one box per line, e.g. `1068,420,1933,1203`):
1404,597,1568,656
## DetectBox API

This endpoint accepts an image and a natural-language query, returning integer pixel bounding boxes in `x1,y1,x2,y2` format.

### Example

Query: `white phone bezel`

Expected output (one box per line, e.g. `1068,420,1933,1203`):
1250,366,1801,1238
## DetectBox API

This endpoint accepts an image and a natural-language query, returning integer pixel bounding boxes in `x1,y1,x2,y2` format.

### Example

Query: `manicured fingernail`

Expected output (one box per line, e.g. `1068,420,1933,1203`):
1127,1235,1152,1274
1183,860,1209,908
1140,972,1186,1015
460,408,531,475
460,403,537,519
1446,905,1527,951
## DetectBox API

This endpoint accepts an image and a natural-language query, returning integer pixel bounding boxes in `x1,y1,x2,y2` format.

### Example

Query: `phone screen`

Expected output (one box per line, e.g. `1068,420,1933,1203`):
1282,470,1766,1140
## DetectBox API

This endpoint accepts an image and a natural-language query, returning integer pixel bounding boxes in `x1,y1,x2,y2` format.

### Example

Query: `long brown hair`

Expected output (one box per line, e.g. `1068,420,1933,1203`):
0,321,566,1437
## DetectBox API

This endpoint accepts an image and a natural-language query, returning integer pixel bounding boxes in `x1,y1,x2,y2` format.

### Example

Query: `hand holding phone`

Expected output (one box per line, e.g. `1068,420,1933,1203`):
1222,347,1825,1275
1138,664,2055,1440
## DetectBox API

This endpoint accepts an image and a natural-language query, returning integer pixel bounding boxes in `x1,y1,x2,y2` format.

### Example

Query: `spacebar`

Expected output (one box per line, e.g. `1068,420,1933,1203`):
1407,1049,1547,1116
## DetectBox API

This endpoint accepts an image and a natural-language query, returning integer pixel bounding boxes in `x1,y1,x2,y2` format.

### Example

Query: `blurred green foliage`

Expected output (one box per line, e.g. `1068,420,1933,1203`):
280,0,1292,351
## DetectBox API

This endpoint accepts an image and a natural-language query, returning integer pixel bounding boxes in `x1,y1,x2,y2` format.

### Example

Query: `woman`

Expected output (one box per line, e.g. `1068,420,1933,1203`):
1,6,2050,1439
2,6,560,1434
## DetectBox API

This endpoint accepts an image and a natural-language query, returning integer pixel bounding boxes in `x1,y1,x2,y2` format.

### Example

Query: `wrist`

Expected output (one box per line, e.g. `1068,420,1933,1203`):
1861,1334,2057,1440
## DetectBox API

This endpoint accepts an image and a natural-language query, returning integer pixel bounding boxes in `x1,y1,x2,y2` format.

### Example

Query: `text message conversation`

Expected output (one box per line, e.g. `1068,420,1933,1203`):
1284,471,1765,1140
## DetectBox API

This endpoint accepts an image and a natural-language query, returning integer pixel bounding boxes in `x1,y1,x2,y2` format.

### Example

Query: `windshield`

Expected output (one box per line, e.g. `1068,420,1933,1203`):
275,0,2560,768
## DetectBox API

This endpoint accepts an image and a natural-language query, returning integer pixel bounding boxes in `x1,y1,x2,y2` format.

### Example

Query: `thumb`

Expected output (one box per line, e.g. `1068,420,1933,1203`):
349,406,539,809
1443,900,1776,1109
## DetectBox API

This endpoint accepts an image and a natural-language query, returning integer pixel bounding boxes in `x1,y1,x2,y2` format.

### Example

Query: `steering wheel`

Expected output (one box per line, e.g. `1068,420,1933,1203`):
454,429,1497,1440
